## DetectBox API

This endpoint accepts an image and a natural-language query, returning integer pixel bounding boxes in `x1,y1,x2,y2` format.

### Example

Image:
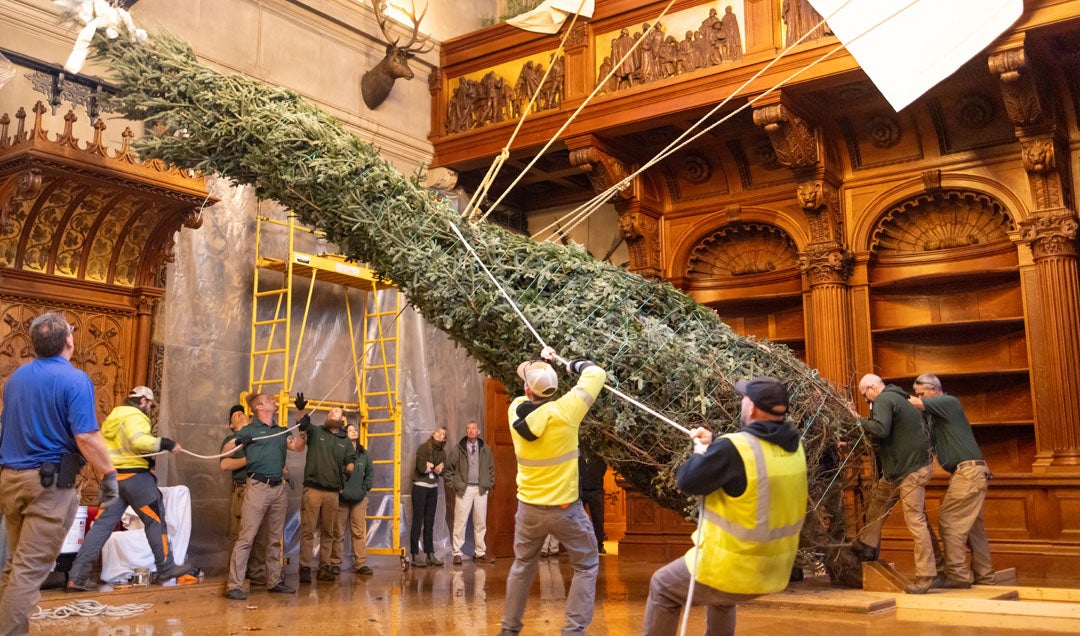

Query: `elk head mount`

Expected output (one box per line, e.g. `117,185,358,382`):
362,0,434,110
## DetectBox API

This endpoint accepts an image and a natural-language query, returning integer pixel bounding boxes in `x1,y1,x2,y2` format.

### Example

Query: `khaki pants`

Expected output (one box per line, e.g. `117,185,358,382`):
300,487,339,569
230,482,268,583
643,557,758,636
227,478,286,591
939,462,994,584
452,485,489,557
0,468,78,636
333,497,369,569
859,463,941,577
500,501,598,635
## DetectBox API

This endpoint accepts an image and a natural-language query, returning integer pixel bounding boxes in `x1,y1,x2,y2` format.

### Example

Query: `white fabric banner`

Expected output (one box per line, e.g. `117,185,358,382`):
505,0,595,34
808,0,1023,112
100,486,192,583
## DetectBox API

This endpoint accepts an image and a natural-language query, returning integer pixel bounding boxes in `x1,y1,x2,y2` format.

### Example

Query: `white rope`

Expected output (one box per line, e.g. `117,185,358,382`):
462,0,590,220
32,600,153,620
678,500,708,636
539,0,925,243
448,221,691,436
479,0,682,222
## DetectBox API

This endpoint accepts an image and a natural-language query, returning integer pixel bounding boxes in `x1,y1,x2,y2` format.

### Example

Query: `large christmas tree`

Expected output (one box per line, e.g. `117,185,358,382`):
88,28,865,583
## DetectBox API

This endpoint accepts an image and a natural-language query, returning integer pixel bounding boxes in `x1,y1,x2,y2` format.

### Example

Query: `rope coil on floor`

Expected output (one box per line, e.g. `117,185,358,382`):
32,600,154,620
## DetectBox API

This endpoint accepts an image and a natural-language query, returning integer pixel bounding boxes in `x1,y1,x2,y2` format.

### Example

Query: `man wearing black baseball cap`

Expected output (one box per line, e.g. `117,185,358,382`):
219,403,267,587
643,376,808,636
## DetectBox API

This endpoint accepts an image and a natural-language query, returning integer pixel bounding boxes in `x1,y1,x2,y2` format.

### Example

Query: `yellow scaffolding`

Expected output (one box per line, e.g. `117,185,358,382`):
250,211,406,561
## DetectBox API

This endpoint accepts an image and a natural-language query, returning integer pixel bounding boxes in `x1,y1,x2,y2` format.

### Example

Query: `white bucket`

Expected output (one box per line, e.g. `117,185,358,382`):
60,506,88,554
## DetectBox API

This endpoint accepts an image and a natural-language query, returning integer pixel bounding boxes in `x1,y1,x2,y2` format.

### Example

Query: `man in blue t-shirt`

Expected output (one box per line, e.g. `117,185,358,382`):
0,312,118,636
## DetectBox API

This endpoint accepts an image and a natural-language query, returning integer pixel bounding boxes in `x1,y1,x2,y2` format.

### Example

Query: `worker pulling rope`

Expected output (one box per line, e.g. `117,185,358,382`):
449,221,691,437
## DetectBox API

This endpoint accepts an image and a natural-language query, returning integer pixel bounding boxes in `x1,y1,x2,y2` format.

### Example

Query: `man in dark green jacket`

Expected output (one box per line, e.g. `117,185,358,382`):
850,374,939,594
910,373,994,588
334,422,375,575
298,404,356,583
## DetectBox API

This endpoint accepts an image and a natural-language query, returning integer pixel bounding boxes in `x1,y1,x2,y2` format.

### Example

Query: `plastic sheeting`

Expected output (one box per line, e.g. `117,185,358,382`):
154,175,486,574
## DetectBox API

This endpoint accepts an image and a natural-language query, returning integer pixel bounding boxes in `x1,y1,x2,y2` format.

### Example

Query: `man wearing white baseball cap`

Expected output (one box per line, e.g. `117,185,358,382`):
499,346,606,636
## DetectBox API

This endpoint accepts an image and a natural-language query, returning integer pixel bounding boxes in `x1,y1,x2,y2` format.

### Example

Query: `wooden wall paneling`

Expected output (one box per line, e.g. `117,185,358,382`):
484,377,518,558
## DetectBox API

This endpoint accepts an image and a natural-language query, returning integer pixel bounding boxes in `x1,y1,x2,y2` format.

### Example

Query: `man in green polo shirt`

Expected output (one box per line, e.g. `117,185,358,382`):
223,392,306,600
910,373,995,588
219,404,267,586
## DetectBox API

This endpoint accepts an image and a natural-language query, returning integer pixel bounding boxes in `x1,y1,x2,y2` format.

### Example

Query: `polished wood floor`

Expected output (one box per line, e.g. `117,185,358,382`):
35,549,1080,635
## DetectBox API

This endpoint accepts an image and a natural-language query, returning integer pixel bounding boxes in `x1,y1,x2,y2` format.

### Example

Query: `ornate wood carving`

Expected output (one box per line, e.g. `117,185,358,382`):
0,100,211,419
0,103,213,286
988,45,1045,128
783,0,832,45
618,208,661,278
871,190,1014,254
597,8,741,94
568,144,633,199
798,242,852,285
446,56,564,134
566,23,589,51
989,39,1072,214
752,103,818,171
687,223,799,280
1020,213,1079,259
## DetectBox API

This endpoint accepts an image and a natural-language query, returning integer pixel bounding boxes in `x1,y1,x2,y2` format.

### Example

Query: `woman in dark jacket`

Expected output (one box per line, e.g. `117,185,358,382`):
409,427,447,567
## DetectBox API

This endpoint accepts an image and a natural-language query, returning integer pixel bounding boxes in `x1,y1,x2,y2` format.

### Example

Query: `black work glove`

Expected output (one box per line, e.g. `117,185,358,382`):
566,358,595,374
159,437,177,452
294,392,307,411
234,434,254,448
98,472,120,512
297,413,312,431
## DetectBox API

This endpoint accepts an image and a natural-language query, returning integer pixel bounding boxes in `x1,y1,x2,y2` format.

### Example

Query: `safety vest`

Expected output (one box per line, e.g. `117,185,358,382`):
508,365,606,506
684,431,808,594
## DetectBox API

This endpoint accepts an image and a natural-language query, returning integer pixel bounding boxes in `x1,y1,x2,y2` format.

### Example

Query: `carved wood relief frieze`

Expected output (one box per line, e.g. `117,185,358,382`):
686,223,798,280
446,55,565,134
595,7,743,94
870,190,1014,254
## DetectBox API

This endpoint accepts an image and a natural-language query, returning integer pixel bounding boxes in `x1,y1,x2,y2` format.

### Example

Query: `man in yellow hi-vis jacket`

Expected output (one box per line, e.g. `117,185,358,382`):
643,377,808,636
498,347,606,636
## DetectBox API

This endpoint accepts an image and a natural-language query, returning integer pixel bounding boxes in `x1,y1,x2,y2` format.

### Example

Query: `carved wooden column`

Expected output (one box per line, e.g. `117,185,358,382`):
132,293,159,387
990,36,1080,469
754,98,853,386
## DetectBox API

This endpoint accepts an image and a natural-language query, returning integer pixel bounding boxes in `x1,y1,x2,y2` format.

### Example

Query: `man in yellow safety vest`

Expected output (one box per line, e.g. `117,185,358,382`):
643,376,808,636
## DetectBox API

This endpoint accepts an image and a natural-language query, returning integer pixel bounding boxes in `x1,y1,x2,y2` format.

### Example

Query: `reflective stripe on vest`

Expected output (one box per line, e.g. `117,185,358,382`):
701,433,805,543
517,448,580,467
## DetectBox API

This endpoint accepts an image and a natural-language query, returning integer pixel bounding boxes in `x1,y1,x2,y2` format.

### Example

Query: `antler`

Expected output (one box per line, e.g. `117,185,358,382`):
372,0,434,54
